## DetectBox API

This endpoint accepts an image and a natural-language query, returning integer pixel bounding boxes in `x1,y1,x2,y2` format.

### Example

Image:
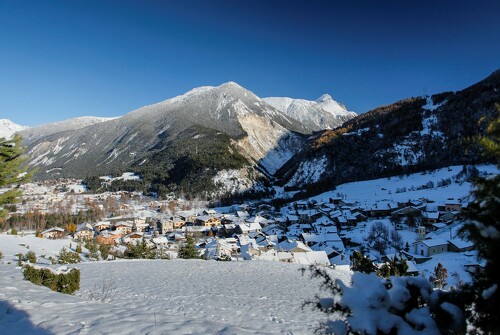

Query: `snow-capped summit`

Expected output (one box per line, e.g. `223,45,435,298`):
263,94,356,131
316,94,355,117
0,119,29,139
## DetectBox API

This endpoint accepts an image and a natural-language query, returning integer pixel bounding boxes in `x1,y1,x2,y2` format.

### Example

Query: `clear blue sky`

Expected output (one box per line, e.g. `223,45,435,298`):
1,0,499,126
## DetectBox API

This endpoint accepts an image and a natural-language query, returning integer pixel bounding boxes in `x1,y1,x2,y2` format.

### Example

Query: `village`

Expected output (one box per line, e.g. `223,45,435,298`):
3,164,486,286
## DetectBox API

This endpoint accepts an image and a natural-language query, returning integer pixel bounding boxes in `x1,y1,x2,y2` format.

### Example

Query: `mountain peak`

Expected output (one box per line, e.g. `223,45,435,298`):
316,94,333,103
219,81,242,88
0,119,30,139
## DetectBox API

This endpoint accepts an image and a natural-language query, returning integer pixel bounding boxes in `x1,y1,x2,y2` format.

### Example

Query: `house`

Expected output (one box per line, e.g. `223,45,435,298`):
73,223,94,241
203,209,218,216
203,238,233,260
277,239,311,253
114,221,133,234
41,227,66,239
370,202,396,217
448,238,475,252
157,220,174,234
93,221,111,232
414,238,449,257
423,212,440,225
135,223,150,232
445,200,462,212
292,250,330,266
97,230,123,245
195,215,221,227
235,221,262,235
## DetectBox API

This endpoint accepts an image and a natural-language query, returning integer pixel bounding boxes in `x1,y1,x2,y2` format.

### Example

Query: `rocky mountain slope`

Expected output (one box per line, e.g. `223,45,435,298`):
263,94,356,131
20,82,318,196
277,70,500,194
19,116,116,142
0,119,29,139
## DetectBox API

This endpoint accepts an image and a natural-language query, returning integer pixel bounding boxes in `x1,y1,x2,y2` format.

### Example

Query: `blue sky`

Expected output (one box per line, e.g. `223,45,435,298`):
1,0,499,126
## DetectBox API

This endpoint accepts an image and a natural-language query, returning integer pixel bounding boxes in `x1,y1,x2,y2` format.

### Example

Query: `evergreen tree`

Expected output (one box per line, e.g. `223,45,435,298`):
177,235,199,259
378,255,408,278
429,262,448,289
459,107,500,333
350,250,376,274
0,135,31,218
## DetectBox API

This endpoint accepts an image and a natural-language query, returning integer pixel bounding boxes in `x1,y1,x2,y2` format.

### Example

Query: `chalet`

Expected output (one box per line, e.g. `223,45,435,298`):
292,250,330,266
440,211,459,222
235,221,262,235
135,223,149,232
328,197,343,205
93,221,111,232
294,201,309,210
114,221,133,234
277,239,311,253
157,220,174,234
203,238,233,260
301,233,324,247
297,210,322,223
73,224,94,241
414,238,449,257
391,206,423,218
445,200,462,212
203,209,218,216
97,230,122,245
236,210,250,219
423,212,440,225
41,227,65,239
195,215,221,227
448,238,475,252
370,202,396,217
430,222,448,231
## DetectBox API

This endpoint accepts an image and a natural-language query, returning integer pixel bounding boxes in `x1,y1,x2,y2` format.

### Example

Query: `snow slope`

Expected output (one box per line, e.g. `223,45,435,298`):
0,119,29,139
309,165,498,206
0,234,352,334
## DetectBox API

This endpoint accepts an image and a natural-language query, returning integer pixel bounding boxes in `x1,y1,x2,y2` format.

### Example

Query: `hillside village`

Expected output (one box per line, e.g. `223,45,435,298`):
3,164,494,286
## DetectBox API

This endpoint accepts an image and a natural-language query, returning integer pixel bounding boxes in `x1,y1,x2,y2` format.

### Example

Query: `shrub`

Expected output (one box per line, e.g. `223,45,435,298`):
84,240,99,260
58,248,80,264
11,228,17,235
25,250,37,263
99,243,112,260
23,264,80,294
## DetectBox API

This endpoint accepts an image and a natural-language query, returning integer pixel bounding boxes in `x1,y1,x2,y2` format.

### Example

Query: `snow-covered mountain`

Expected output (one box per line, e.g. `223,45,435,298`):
263,94,356,131
0,119,29,139
20,82,310,194
277,70,500,190
19,116,116,142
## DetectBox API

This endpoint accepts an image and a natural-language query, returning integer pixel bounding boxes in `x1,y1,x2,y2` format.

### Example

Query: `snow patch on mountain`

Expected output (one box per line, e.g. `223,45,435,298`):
286,155,328,187
213,168,264,194
0,119,29,139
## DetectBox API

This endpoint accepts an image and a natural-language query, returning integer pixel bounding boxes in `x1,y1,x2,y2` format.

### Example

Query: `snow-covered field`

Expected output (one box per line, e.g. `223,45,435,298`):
0,235,351,334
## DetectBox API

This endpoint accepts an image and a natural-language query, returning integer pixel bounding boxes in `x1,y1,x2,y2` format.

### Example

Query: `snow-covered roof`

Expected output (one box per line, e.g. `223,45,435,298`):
448,238,474,250
419,238,449,247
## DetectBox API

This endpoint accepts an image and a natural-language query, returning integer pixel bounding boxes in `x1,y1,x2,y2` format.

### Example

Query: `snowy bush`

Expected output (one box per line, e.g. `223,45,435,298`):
302,265,465,334
23,264,80,294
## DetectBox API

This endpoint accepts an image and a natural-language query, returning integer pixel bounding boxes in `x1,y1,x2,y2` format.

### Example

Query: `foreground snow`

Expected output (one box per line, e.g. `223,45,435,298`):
0,236,351,335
